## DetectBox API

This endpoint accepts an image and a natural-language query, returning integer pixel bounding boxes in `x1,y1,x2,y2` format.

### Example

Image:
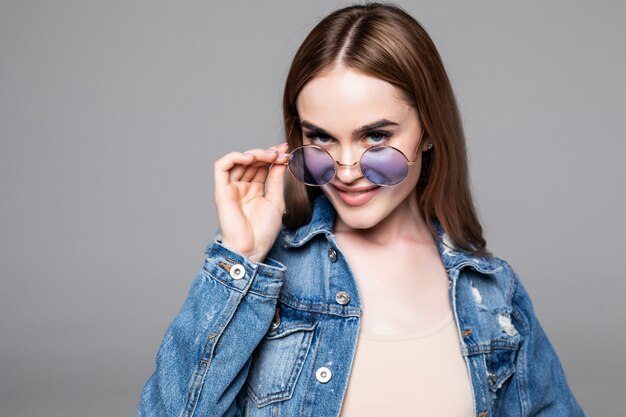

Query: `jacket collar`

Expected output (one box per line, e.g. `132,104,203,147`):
283,194,502,274
283,194,336,247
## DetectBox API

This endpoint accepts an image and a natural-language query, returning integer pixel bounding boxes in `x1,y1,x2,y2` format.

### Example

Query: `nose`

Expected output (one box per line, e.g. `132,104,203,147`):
333,148,364,184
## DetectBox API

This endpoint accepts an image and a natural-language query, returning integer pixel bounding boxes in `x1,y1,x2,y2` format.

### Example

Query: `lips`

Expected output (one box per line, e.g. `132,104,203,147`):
332,185,380,193
331,184,381,206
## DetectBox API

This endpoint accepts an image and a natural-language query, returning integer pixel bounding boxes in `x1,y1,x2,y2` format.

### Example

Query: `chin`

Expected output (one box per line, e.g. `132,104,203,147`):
336,211,384,230
323,190,390,230
321,178,420,232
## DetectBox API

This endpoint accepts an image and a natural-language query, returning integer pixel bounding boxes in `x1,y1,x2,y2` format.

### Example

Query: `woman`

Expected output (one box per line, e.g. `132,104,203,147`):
138,3,584,416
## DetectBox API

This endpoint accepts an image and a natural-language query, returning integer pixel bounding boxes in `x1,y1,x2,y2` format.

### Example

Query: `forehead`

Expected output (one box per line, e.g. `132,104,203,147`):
296,68,409,127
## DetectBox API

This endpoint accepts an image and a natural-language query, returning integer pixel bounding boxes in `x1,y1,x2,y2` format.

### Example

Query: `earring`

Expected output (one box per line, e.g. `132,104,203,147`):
427,143,433,150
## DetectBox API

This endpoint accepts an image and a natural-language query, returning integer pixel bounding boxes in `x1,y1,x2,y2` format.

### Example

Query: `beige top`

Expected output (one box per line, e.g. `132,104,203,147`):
339,311,474,416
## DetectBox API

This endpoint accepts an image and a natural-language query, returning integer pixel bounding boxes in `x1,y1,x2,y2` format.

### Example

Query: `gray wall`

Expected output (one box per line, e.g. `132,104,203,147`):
1,1,624,416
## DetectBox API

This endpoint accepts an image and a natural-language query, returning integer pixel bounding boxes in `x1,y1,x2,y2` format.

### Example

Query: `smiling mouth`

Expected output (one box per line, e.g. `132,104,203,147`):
331,184,382,206
331,185,381,193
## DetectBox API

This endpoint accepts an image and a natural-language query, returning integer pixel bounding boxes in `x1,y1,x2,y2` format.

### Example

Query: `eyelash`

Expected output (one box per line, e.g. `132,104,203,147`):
304,130,391,145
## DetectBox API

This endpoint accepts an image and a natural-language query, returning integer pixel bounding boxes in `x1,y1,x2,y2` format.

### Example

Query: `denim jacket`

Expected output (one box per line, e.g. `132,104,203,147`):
138,195,585,417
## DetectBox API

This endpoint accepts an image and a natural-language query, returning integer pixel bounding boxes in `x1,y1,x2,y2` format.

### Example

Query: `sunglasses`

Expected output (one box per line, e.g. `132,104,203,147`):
281,128,425,187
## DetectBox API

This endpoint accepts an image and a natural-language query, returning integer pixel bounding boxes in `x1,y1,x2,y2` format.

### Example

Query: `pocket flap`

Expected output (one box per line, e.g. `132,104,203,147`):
486,347,518,392
265,304,318,339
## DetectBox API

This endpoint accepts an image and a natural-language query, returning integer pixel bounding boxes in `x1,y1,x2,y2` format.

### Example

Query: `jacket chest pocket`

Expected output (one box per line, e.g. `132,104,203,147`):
245,304,318,408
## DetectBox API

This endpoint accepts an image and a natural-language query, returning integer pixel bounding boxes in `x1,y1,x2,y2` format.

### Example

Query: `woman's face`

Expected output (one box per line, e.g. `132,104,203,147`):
296,66,429,230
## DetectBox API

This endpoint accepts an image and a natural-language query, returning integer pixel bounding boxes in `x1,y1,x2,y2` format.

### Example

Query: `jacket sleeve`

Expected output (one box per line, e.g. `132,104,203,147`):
137,239,286,417
509,266,586,416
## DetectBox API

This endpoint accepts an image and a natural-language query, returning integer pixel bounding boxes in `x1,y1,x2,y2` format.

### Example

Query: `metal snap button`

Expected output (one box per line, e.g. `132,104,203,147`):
328,248,338,263
335,291,350,305
315,366,332,383
270,318,281,330
229,263,245,280
270,306,281,330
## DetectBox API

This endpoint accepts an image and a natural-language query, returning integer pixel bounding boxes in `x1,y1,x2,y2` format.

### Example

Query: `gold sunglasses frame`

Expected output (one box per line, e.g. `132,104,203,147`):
279,128,426,187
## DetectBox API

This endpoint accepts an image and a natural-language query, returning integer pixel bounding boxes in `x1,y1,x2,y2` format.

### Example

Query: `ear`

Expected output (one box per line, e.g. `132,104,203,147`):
421,142,434,152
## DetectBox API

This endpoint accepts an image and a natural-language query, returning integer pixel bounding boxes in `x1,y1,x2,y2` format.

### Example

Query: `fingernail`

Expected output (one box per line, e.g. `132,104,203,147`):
278,152,290,157
278,142,288,146
242,152,255,157
265,149,279,153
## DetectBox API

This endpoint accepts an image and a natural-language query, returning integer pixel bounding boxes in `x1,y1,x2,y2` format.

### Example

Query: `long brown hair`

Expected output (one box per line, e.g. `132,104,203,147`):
281,2,490,257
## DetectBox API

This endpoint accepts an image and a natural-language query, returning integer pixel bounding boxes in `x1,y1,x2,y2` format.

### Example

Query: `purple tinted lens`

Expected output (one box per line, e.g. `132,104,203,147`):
288,146,335,186
360,146,408,185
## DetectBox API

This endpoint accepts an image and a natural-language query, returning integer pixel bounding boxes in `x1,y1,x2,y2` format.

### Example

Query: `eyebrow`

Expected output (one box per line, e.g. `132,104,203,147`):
299,118,399,138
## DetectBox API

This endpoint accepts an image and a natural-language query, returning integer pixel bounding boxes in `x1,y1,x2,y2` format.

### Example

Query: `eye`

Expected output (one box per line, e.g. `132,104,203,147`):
304,132,334,145
364,130,391,145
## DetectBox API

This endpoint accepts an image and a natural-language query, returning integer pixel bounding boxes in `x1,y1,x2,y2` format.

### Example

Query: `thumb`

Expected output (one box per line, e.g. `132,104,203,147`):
265,162,287,207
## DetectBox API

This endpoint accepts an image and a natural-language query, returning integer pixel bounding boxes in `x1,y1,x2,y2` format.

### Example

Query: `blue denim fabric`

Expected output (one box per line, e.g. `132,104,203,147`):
138,194,585,417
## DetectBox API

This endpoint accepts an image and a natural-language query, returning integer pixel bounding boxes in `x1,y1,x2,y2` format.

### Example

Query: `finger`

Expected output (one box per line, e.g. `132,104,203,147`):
243,144,287,161
214,151,257,190
229,160,259,182
229,149,280,182
248,148,281,162
250,149,289,184
215,147,287,188
265,162,287,207
251,164,269,184
233,148,283,181
239,164,260,182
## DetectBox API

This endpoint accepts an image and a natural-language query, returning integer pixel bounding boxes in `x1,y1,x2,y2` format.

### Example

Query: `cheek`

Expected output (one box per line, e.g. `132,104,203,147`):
389,158,421,195
404,157,423,188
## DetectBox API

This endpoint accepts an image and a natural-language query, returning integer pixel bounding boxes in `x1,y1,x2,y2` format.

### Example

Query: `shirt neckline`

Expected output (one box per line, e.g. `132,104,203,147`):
358,311,454,342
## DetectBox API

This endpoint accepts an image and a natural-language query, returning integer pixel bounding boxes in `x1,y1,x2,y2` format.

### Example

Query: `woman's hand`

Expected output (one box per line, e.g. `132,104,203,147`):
213,143,290,263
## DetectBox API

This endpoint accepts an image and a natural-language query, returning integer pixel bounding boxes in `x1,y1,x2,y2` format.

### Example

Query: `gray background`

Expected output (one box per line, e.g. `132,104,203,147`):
1,1,624,416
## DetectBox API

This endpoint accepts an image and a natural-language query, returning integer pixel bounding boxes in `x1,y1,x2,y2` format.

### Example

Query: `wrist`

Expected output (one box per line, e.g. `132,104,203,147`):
220,239,267,264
